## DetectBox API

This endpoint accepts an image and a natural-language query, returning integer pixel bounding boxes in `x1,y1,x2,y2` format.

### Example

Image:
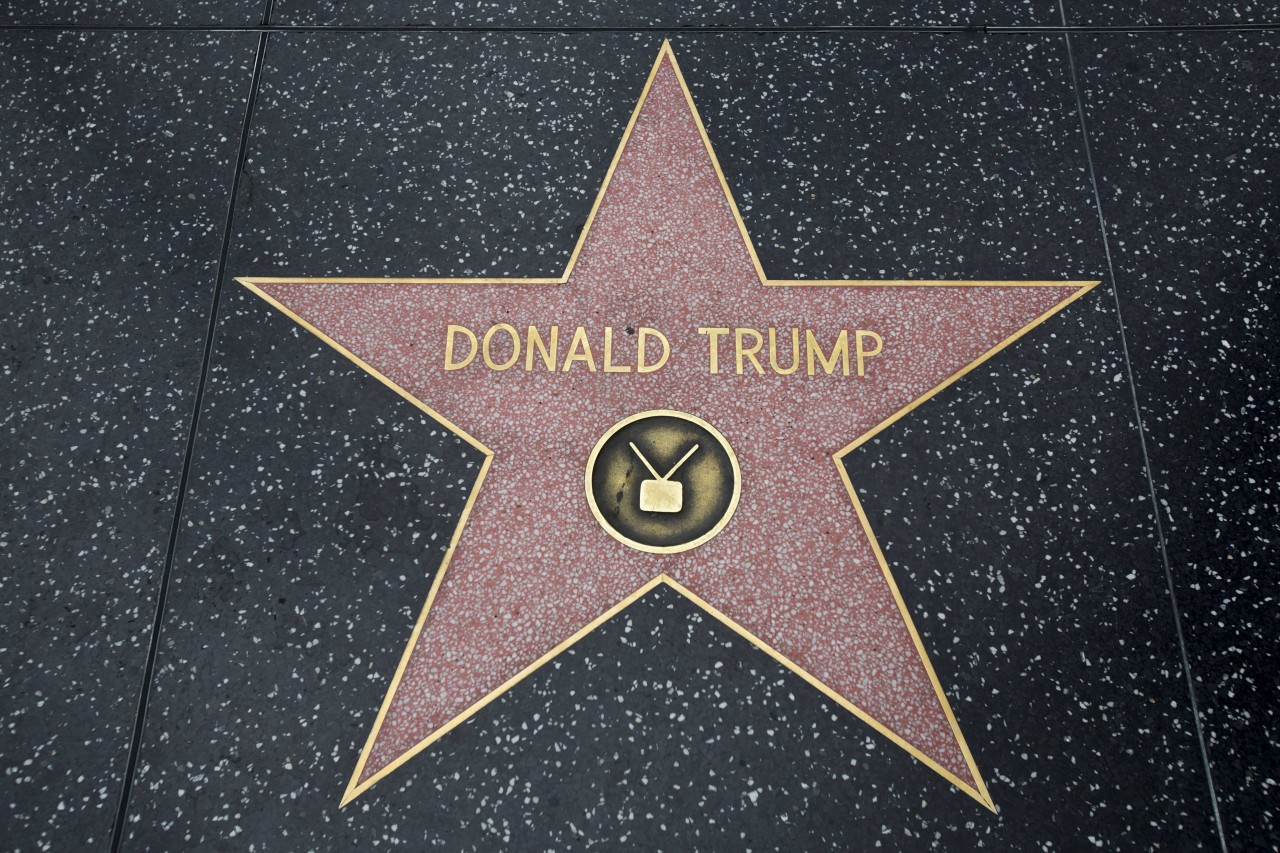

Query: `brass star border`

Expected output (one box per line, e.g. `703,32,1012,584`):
238,41,1098,812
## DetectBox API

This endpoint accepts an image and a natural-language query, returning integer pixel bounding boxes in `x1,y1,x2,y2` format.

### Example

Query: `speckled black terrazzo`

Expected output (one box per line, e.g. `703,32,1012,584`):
6,21,1271,853
271,1,1059,29
118,287,486,849
842,292,1220,847
679,34,1101,282
229,35,652,280
201,32,1109,283
1063,1,1278,27
0,31,255,852
4,0,263,26
1076,33,1280,851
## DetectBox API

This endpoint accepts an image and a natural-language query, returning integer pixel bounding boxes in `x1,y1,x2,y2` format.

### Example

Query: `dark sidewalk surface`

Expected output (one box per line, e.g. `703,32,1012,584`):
2,2,1275,850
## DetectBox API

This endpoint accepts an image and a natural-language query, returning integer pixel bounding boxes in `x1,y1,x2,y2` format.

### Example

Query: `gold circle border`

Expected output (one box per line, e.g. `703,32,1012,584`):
584,409,742,555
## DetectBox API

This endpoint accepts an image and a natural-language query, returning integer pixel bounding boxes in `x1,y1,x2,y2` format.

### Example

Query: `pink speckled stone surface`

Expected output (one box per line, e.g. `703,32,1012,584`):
257,57,1082,791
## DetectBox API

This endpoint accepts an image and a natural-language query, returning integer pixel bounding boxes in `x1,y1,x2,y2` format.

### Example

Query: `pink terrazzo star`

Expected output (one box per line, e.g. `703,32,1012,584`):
240,43,1095,810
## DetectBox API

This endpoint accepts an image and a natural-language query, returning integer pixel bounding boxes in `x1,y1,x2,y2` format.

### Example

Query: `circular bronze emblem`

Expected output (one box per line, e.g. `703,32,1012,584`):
585,410,740,553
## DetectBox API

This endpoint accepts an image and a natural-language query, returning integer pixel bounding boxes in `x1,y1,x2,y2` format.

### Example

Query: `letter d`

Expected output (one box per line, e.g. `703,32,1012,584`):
444,324,478,370
636,327,670,374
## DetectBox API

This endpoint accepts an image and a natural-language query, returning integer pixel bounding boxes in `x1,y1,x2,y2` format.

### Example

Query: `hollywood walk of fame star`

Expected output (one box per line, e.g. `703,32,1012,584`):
237,42,1096,811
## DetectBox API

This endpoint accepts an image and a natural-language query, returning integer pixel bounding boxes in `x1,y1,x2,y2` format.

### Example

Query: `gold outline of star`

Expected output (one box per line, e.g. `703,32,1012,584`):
238,41,1098,811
